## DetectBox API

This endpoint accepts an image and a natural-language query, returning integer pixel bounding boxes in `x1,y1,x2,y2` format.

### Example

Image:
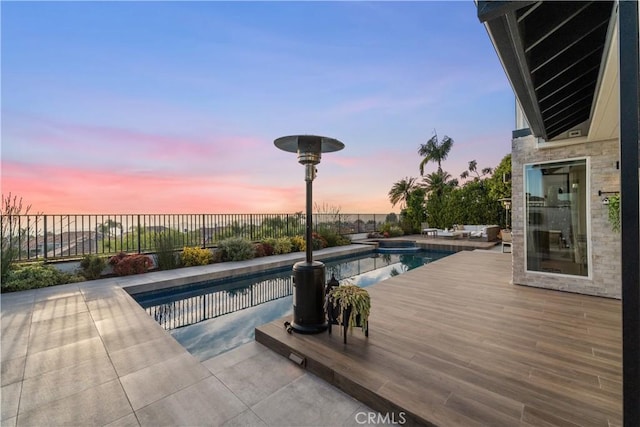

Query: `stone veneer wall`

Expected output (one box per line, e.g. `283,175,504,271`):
511,135,621,298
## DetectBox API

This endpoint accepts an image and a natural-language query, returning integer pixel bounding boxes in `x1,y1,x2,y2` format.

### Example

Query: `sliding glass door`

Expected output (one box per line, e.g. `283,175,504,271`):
525,159,589,277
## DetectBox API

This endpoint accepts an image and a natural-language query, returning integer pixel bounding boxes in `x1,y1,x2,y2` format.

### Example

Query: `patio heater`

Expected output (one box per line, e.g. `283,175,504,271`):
274,135,345,334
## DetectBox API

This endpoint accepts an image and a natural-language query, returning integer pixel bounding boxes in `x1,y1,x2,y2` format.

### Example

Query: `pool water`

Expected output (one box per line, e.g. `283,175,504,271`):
133,249,451,361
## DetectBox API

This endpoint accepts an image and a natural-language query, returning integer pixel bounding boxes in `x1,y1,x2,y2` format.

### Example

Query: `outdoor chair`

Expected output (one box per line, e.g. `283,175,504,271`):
421,222,438,238
502,229,512,253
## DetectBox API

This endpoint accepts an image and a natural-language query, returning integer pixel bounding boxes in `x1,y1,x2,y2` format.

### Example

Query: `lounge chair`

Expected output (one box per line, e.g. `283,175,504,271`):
421,222,438,238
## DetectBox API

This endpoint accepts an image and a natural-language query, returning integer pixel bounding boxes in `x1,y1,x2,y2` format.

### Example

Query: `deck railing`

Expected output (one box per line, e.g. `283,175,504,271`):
0,213,392,261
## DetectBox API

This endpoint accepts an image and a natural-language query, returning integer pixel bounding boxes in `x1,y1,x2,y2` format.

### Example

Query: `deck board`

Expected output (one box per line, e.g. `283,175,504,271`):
255,250,622,426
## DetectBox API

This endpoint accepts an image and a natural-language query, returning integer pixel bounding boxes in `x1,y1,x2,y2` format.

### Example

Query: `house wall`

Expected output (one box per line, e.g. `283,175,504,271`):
511,135,621,298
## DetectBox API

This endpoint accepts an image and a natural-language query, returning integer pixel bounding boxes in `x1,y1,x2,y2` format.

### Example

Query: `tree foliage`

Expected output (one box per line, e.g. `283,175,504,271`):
418,131,454,175
388,177,418,208
460,160,493,181
486,154,512,201
400,187,427,233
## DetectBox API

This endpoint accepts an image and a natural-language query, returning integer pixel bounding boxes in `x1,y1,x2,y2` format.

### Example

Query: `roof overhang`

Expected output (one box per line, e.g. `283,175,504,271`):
478,1,617,141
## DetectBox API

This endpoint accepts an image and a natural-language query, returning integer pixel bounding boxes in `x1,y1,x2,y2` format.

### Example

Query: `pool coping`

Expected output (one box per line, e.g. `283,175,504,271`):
123,244,375,296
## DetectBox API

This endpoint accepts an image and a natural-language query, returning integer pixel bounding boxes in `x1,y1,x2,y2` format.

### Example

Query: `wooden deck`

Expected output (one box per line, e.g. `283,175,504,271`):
256,250,622,426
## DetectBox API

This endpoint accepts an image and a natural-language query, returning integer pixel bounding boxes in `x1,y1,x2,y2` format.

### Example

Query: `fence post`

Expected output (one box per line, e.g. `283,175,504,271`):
43,215,48,260
202,214,206,248
137,215,141,254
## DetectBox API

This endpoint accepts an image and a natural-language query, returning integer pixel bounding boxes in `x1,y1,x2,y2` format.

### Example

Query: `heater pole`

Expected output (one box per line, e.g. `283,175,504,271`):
306,177,313,263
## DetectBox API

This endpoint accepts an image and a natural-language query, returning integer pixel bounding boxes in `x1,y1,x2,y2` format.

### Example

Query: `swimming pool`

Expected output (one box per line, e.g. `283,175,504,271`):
133,249,451,361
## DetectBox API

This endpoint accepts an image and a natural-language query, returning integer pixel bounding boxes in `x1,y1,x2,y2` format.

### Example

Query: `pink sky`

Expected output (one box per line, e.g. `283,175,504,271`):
1,2,514,215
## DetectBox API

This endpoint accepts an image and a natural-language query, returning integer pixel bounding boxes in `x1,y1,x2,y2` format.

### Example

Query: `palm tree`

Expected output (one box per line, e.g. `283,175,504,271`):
460,160,493,181
388,177,417,208
422,170,457,198
418,131,454,176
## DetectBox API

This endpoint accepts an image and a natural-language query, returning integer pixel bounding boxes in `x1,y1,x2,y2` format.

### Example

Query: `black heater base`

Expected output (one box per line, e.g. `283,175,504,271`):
289,261,328,334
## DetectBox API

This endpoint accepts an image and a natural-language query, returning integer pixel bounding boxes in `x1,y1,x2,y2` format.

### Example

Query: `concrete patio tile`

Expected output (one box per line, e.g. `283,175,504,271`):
103,412,140,427
95,316,168,354
19,352,117,414
135,376,247,427
120,352,211,410
29,310,94,337
33,284,81,303
202,340,265,375
215,346,304,407
23,336,107,379
31,293,87,322
0,356,25,387
26,313,99,354
86,293,144,322
221,409,268,427
1,382,21,422
1,310,33,336
0,327,30,361
80,282,126,302
251,374,364,427
16,379,131,426
0,416,16,427
109,336,187,377
0,290,36,309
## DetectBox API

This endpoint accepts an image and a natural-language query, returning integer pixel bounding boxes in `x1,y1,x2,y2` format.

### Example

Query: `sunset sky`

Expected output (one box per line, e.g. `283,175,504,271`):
1,1,514,214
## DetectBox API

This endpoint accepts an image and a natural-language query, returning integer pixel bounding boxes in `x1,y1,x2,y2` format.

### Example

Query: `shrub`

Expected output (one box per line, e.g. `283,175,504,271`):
254,243,267,258
181,247,214,266
317,229,351,247
380,222,404,237
272,237,292,255
388,225,404,237
154,232,180,270
290,235,306,252
2,263,82,293
109,252,153,276
260,239,276,256
78,254,106,280
218,238,255,262
312,232,328,250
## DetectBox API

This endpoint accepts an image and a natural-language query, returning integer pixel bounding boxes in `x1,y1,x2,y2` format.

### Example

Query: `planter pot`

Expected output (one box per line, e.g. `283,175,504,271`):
326,299,369,344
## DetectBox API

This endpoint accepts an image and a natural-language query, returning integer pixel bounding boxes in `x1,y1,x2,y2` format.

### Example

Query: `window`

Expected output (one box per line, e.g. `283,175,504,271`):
525,159,589,277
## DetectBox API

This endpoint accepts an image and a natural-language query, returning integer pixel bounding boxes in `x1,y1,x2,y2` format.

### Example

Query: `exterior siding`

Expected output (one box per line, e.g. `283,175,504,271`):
511,135,621,298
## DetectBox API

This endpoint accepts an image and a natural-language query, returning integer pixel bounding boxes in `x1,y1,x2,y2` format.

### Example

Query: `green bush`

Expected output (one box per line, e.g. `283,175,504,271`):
1,247,17,284
290,236,306,252
272,237,293,255
109,252,153,276
181,247,214,266
154,232,180,270
78,254,106,280
218,238,255,262
317,228,351,247
380,222,406,237
388,225,404,237
2,263,82,293
312,232,328,250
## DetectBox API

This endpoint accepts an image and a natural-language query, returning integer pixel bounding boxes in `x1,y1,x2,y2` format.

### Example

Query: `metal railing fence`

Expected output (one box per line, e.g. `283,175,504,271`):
0,213,393,261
